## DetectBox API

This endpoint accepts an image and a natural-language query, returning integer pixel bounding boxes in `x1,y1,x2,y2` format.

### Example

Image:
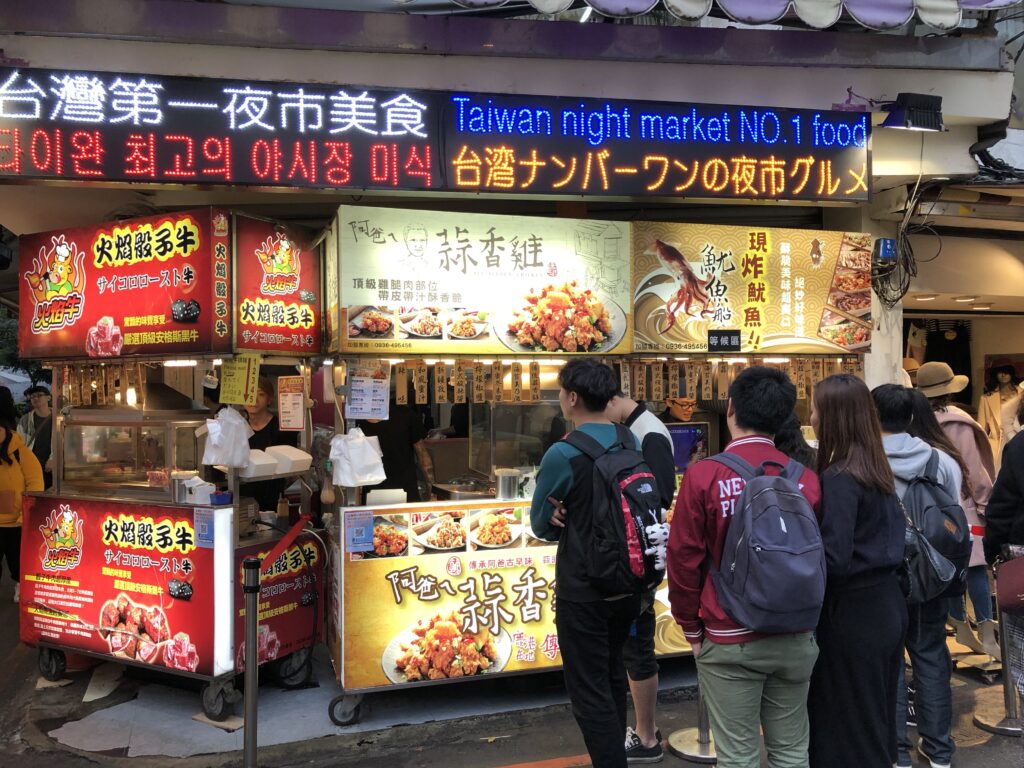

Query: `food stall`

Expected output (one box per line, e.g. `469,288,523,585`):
323,207,873,724
17,208,327,720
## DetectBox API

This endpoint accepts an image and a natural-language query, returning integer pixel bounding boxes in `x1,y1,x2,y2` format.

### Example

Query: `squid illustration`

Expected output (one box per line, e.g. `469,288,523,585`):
651,240,711,333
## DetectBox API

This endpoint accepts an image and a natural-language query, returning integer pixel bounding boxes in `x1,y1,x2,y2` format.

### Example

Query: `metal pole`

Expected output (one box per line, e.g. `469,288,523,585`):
973,604,1022,738
243,557,262,767
667,687,717,764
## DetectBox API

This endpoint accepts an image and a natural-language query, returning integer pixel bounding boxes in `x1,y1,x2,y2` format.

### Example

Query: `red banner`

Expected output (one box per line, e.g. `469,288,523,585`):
20,497,216,676
233,215,321,355
233,533,323,672
18,208,231,359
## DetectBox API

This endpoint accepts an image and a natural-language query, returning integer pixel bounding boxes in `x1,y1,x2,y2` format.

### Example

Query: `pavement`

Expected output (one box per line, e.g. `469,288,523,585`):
0,574,1022,768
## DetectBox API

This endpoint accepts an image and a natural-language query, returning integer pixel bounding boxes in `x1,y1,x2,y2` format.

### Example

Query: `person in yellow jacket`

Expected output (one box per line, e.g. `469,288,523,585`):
0,413,44,604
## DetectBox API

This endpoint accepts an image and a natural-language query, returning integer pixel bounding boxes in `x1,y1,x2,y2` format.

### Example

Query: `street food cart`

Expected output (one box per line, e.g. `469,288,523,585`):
322,206,872,724
17,208,327,720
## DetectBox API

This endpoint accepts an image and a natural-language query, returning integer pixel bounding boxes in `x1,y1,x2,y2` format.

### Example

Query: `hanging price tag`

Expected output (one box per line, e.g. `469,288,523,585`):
95,365,107,405
667,363,680,399
633,363,647,400
510,362,523,402
395,363,408,405
434,363,448,403
619,362,631,398
731,362,744,386
454,361,467,404
702,362,713,400
795,359,807,400
787,361,798,387
106,366,118,404
854,357,865,378
651,363,664,402
412,363,428,405
473,362,486,404
683,364,695,399
529,362,541,401
717,362,729,398
492,362,504,402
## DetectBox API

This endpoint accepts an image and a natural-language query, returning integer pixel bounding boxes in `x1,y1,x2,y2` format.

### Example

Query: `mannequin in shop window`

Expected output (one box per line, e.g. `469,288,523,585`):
978,363,1022,467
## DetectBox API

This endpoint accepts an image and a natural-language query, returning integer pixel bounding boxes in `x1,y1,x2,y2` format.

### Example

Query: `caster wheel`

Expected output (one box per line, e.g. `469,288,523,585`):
329,695,361,726
275,647,313,689
201,683,232,721
38,648,66,682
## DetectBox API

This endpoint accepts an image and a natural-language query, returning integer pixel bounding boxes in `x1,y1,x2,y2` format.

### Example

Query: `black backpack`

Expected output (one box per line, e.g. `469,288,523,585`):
562,424,664,595
707,454,826,633
899,450,971,605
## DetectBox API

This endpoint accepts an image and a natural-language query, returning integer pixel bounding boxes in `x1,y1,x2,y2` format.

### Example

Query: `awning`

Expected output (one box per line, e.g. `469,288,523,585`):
453,0,1023,30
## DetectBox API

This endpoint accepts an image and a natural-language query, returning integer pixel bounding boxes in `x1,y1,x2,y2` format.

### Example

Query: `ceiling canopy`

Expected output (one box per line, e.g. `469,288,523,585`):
451,0,1023,30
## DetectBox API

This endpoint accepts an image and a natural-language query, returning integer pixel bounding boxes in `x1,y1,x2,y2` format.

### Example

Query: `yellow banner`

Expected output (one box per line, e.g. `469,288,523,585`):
632,223,873,354
336,501,691,691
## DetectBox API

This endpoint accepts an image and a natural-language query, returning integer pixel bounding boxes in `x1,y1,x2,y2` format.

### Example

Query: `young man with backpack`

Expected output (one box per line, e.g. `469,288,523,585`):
667,366,823,768
873,384,967,768
607,393,676,763
531,360,661,768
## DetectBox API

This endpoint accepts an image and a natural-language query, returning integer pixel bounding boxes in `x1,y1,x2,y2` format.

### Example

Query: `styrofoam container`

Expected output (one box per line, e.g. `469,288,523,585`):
240,449,280,478
266,445,313,474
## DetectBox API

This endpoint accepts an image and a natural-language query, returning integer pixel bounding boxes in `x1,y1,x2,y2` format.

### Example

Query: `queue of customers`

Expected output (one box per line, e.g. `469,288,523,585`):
532,359,1019,768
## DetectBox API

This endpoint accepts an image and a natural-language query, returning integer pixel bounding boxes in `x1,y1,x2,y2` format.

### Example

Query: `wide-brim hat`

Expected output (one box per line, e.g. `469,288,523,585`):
916,361,969,398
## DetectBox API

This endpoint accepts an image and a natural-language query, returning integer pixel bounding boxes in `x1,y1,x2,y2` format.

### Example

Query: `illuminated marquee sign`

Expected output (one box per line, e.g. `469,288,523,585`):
0,68,869,202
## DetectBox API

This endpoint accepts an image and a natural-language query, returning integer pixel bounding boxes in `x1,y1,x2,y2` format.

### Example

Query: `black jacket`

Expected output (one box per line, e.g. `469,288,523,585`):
984,430,1024,564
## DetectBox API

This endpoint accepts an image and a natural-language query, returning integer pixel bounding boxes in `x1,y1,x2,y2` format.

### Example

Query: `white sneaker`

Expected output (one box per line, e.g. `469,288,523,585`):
13,583,19,603
917,740,950,768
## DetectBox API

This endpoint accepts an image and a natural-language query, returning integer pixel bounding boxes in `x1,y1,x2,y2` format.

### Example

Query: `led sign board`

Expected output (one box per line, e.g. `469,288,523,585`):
0,68,869,202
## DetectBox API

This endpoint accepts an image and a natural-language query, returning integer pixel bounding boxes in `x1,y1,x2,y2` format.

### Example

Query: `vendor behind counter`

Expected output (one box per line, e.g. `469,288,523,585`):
241,376,297,511
358,402,434,503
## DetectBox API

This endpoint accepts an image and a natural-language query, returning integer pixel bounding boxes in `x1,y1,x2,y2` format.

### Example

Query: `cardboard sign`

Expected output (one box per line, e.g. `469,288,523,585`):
651,363,664,403
453,362,467,404
395,363,408,405
412,363,429,405
667,363,679,399
529,362,541,402
472,362,486,404
701,362,713,400
220,354,261,406
434,363,448,403
510,363,523,402
492,362,504,402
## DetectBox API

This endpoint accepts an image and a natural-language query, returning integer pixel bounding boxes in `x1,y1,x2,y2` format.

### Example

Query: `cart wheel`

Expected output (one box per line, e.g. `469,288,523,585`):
329,694,361,727
201,682,232,722
38,648,66,682
275,647,313,689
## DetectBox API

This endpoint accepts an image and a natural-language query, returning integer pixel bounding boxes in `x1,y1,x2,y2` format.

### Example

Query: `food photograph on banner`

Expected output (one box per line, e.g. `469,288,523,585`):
337,205,632,356
334,500,690,691
631,222,873,354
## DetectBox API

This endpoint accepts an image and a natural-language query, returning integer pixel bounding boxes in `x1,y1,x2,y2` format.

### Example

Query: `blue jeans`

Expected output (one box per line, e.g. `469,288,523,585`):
896,599,954,765
947,565,993,623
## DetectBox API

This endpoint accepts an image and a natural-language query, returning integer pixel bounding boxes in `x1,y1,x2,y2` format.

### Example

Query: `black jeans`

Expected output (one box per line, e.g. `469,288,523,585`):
0,526,21,582
896,598,955,765
556,594,641,768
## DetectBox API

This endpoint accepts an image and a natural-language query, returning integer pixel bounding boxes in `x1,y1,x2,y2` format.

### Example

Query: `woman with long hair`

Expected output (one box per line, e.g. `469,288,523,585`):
807,375,906,768
773,412,817,468
915,362,999,659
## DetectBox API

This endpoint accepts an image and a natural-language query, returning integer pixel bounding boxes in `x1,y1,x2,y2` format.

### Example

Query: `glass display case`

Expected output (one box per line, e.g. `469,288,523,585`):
469,400,570,480
57,409,207,503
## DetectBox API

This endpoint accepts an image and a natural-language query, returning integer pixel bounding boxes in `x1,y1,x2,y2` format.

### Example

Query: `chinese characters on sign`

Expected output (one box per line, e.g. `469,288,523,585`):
632,223,873,354
1,68,868,202
19,208,229,360
337,206,631,355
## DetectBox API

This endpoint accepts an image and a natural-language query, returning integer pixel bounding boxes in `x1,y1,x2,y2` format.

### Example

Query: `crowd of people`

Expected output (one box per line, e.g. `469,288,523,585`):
531,359,1023,768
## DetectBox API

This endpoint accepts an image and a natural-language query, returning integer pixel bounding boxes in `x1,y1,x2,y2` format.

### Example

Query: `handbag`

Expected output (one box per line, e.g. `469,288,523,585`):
995,553,1024,614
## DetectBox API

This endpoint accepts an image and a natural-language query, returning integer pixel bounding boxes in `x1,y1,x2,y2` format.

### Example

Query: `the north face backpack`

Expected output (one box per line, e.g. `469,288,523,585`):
708,453,826,633
899,449,971,605
562,424,664,595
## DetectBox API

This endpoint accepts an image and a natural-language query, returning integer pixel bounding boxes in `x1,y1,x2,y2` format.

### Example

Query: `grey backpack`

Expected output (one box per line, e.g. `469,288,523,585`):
708,453,826,633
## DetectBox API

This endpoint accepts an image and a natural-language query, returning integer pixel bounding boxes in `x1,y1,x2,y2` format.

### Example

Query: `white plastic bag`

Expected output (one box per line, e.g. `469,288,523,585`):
330,428,386,487
201,408,254,468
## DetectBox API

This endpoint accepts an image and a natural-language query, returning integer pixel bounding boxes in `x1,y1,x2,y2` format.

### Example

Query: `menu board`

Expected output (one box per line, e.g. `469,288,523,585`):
19,208,231,359
20,497,226,677
632,223,873,354
233,214,321,355
336,206,631,356
334,501,691,691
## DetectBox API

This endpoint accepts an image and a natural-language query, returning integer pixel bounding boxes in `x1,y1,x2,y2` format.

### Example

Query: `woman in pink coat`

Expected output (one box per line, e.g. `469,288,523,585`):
917,362,998,659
